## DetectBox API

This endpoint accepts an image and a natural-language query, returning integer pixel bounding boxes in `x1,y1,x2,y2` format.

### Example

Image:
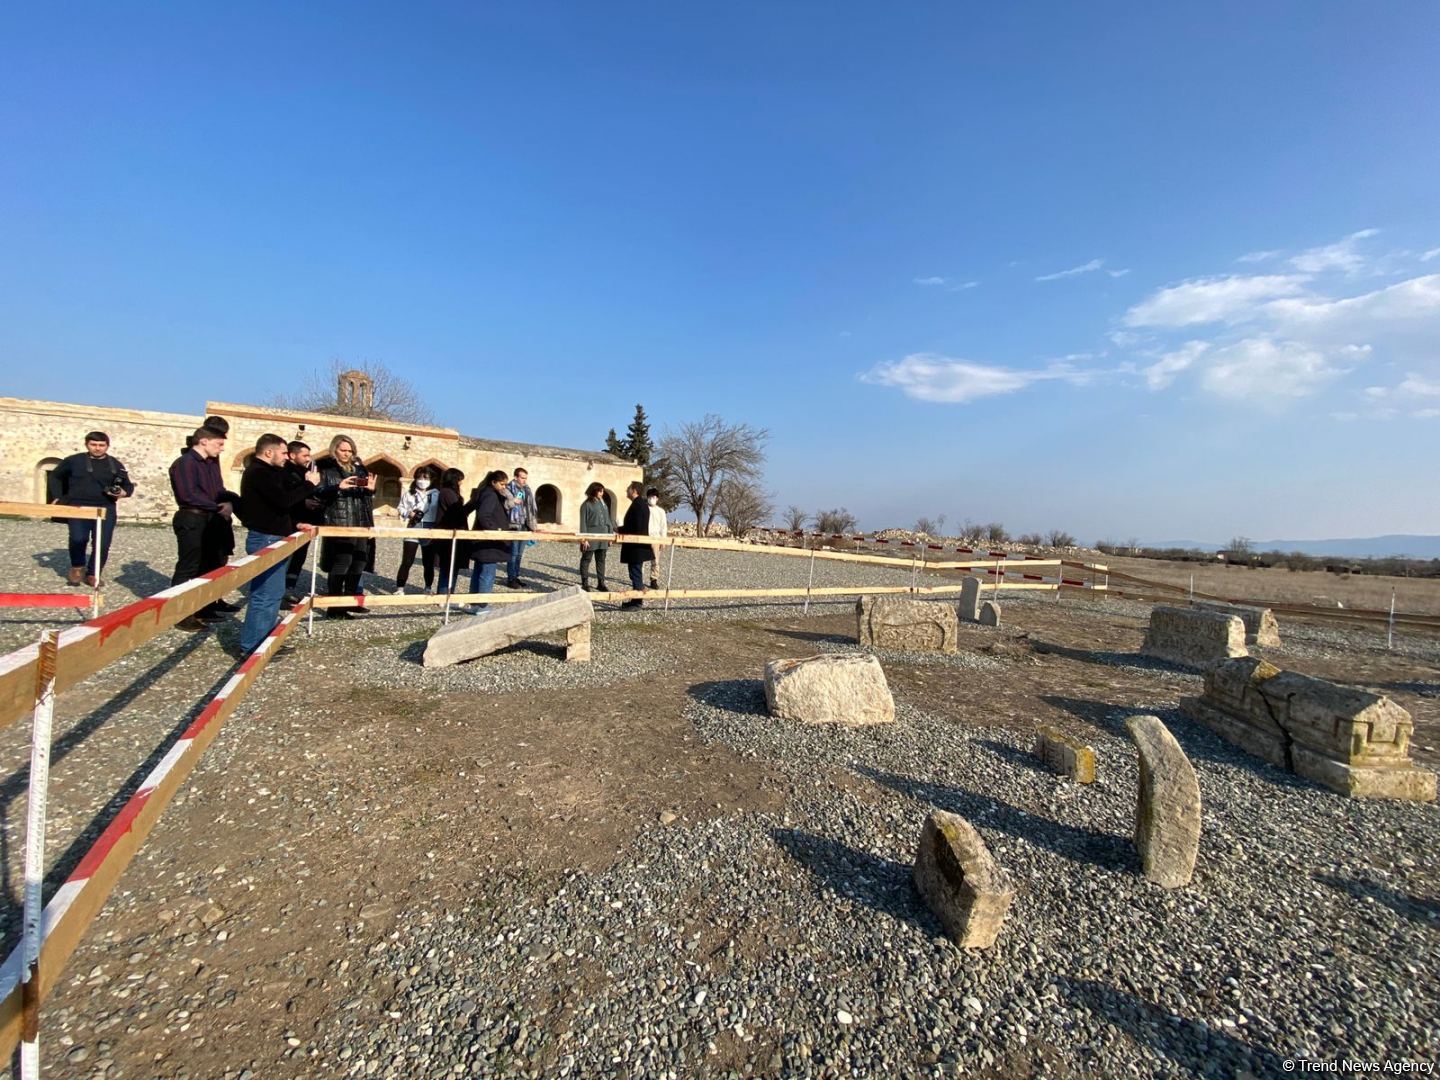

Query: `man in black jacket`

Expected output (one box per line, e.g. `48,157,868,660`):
282,440,324,603
48,430,134,586
237,433,319,654
618,481,651,609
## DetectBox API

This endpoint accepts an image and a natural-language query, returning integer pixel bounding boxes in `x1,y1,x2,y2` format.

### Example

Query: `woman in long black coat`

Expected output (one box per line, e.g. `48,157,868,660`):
617,481,651,608
466,470,511,608
432,468,467,593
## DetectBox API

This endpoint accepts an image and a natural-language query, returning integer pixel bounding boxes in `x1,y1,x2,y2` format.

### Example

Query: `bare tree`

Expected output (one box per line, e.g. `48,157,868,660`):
276,359,435,425
783,505,808,533
984,522,1010,544
1046,528,1078,548
657,415,769,536
1018,532,1043,546
814,508,859,534
716,478,774,539
1228,535,1254,557
915,515,948,537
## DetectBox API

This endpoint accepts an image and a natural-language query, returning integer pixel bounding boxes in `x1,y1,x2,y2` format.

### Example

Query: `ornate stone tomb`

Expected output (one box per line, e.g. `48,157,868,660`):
1183,657,1436,801
1194,601,1281,647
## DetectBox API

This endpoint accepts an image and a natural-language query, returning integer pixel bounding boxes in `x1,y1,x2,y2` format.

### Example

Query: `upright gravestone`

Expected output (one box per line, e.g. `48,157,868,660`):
912,810,1015,948
959,577,982,623
1126,715,1201,888
979,600,1001,628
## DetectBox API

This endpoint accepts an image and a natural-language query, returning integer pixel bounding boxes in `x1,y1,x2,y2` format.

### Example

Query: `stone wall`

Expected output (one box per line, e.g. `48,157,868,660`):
0,396,640,534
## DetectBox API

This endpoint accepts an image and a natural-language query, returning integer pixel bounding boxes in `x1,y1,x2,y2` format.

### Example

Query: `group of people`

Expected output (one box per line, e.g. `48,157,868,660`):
46,422,672,656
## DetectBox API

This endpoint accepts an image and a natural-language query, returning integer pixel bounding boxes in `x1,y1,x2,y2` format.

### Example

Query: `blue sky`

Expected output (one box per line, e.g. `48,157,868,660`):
3,3,1438,542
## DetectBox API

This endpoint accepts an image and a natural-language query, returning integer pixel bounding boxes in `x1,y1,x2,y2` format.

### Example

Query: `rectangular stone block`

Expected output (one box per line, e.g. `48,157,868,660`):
1034,725,1096,783
1194,601,1281,647
856,596,958,653
565,622,591,663
764,653,895,726
423,586,593,667
1141,606,1247,669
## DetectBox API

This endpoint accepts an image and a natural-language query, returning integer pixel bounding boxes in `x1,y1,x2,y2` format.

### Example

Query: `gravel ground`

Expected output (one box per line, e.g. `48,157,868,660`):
3,518,1439,1077
319,687,1440,1078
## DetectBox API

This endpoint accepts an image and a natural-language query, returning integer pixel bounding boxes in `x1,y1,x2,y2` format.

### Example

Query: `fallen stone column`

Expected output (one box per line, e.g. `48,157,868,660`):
1126,715,1201,888
856,595,958,652
764,653,894,726
912,811,1014,948
423,586,594,668
1141,606,1247,669
1183,657,1437,801
1034,725,1096,783
1194,601,1281,647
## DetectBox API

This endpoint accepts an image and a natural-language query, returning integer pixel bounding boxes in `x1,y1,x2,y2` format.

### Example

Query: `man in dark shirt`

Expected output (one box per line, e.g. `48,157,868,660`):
170,427,241,631
282,439,324,603
48,430,135,586
236,433,319,654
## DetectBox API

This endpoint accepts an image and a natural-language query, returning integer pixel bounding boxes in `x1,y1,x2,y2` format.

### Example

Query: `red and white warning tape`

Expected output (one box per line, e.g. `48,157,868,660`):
0,601,307,1021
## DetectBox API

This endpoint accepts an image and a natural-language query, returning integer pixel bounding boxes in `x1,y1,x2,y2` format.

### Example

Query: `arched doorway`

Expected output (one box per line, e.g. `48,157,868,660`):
602,490,618,523
536,484,562,526
364,455,404,510
33,457,62,503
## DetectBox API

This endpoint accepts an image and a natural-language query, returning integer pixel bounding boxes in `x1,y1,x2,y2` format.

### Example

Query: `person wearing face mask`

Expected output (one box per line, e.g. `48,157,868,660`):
395,466,440,592
644,487,668,590
236,433,319,654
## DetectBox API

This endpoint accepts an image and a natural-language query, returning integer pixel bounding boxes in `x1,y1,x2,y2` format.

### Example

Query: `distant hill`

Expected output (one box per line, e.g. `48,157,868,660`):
1139,535,1440,560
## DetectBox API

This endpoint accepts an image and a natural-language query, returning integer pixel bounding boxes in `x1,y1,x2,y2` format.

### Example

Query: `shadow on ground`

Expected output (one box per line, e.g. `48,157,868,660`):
1031,640,1199,677
770,828,936,934
686,679,768,716
1058,976,1285,1076
1314,873,1440,925
855,764,1135,873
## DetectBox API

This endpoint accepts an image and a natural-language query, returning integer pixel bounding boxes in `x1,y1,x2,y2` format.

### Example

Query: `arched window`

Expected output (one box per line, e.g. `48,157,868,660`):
536,484,562,525
34,457,62,503
364,455,404,510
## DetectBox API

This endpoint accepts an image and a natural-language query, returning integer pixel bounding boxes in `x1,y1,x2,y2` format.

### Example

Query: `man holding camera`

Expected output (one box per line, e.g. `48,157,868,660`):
48,430,134,586
236,433,320,655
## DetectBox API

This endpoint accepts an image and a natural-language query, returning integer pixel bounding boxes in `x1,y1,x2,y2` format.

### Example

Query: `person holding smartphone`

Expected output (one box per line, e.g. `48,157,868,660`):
315,434,375,618
48,430,134,587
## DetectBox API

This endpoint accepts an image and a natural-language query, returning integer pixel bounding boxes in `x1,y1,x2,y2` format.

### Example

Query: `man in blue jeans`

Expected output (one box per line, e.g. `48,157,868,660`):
236,433,319,655
48,431,135,586
503,466,538,587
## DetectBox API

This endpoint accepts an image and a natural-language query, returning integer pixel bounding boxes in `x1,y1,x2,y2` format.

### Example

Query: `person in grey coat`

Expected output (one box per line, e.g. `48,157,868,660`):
578,482,614,592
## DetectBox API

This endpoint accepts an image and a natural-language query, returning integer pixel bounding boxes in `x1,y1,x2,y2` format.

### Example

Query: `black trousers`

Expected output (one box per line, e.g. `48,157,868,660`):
285,545,309,592
396,538,438,589
579,548,608,589
322,538,369,601
171,510,231,585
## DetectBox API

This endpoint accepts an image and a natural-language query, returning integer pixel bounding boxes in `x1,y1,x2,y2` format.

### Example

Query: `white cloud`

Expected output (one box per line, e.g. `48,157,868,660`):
1289,228,1379,275
1123,274,1309,328
859,353,1089,404
1237,250,1281,264
1142,341,1209,391
1397,373,1440,397
913,276,947,286
1264,274,1440,332
1107,268,1132,278
1036,258,1104,282
1199,338,1364,400
1422,247,1440,262
1413,408,1440,419
949,280,980,291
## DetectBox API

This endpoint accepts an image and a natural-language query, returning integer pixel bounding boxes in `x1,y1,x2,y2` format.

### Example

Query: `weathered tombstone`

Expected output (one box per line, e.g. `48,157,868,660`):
1140,606,1247,669
1126,715,1201,888
423,586,593,667
764,653,895,726
912,810,1014,948
958,577,982,622
855,596,958,653
1184,657,1437,801
1034,725,1096,783
979,600,1001,628
1194,601,1281,647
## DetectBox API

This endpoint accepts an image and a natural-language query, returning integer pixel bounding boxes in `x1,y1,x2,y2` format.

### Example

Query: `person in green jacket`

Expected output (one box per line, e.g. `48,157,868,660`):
578,482,614,592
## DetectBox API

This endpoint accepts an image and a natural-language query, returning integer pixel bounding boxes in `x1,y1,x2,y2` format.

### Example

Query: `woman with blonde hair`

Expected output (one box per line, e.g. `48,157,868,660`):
315,434,375,617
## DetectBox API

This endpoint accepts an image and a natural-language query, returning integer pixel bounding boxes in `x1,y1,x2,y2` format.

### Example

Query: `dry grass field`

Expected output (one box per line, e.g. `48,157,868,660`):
1096,554,1440,617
